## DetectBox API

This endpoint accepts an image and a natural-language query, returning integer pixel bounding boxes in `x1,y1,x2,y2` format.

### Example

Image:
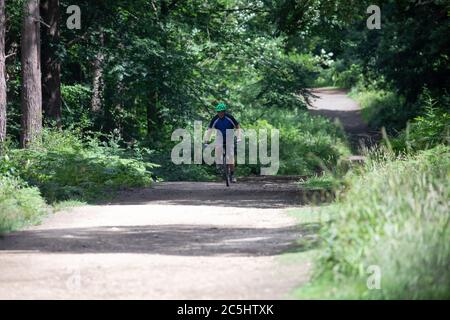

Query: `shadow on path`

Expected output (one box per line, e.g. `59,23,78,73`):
0,223,320,257
103,179,334,209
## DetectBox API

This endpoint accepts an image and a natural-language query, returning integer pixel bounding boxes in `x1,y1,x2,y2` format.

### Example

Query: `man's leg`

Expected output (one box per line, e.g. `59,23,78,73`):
215,144,224,171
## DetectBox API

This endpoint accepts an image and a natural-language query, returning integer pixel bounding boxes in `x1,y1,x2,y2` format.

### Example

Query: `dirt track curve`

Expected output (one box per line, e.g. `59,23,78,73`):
309,88,378,149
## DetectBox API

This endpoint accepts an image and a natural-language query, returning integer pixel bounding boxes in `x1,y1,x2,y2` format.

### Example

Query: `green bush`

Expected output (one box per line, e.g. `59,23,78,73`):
149,149,216,182
349,88,409,133
61,84,93,129
294,52,334,88
0,175,48,233
393,92,450,152
242,109,350,176
0,129,156,202
308,146,450,299
312,61,367,89
298,174,343,191
333,64,363,89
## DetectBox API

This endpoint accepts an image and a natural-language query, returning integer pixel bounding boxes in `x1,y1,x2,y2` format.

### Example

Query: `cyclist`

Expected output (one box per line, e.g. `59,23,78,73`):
204,103,241,183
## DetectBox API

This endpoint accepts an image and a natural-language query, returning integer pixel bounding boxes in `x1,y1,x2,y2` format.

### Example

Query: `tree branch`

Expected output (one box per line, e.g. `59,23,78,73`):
5,52,17,60
215,7,269,13
33,17,51,28
65,31,90,48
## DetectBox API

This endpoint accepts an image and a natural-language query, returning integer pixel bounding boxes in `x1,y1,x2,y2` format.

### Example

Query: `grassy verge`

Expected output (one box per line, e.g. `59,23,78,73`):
298,174,343,191
0,175,48,233
52,200,87,213
293,145,450,299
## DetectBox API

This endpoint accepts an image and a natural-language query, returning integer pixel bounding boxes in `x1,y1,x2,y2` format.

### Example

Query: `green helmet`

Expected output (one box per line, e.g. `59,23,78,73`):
215,103,227,112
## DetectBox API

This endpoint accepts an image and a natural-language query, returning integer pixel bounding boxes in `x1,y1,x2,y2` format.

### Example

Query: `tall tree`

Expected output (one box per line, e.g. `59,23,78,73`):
91,32,104,113
21,0,42,148
41,0,61,127
0,0,6,144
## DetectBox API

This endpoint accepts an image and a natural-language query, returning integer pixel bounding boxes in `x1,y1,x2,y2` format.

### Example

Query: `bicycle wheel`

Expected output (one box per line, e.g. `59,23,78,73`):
225,165,230,187
222,152,230,187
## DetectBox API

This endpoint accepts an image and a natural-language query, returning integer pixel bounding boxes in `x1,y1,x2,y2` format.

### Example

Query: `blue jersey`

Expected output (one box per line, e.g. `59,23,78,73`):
208,113,239,144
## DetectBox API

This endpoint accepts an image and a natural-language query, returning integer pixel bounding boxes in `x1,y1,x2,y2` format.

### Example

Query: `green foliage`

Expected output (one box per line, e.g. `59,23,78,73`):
2,0,322,148
149,150,216,182
350,88,409,133
61,84,93,129
312,59,369,90
393,92,450,152
0,130,156,202
307,146,450,299
295,51,335,88
369,1,450,101
298,174,342,191
0,175,48,234
332,64,363,89
351,86,450,141
241,109,350,176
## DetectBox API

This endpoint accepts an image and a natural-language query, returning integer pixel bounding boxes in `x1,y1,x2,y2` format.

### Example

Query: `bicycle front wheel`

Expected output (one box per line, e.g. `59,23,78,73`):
224,165,230,187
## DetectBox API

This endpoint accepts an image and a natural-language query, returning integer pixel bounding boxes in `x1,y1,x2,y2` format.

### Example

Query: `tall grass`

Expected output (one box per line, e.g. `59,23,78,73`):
298,145,450,299
393,92,450,152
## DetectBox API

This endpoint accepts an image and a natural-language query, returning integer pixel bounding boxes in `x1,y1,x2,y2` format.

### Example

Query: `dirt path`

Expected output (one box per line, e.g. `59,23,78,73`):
309,88,378,150
0,178,316,299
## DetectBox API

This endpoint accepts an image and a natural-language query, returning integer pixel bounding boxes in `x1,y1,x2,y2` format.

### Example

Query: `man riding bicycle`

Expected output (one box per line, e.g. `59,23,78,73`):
204,103,241,183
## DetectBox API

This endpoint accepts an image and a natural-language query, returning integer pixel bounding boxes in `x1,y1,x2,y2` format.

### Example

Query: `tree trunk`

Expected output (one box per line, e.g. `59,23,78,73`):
91,33,104,113
0,0,6,144
147,90,159,138
21,0,42,148
41,0,61,128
